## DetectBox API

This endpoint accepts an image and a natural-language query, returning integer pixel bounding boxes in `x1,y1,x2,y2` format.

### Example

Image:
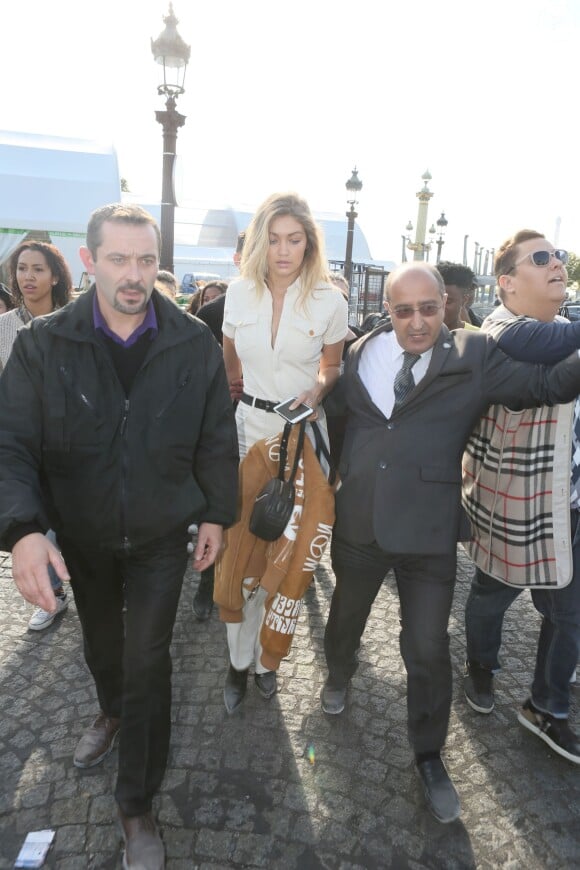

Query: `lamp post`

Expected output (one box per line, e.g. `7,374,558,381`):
151,4,190,273
482,248,490,276
473,241,480,274
404,219,436,261
343,167,362,285
405,170,436,261
435,211,448,263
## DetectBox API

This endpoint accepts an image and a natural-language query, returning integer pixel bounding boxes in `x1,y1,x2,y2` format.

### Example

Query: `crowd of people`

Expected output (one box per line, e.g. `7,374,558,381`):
0,197,578,868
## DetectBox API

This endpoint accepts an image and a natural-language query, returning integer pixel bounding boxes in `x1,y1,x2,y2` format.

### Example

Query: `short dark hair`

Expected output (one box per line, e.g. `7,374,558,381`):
494,229,544,277
156,270,178,295
436,261,476,291
9,240,73,310
156,269,177,286
86,203,161,258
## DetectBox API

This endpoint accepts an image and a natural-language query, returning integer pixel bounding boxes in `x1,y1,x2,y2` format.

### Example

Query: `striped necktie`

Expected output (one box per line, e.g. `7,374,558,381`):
393,351,420,410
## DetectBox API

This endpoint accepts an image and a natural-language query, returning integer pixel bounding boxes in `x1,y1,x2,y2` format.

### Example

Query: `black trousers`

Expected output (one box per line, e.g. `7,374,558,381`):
60,531,189,816
325,535,457,754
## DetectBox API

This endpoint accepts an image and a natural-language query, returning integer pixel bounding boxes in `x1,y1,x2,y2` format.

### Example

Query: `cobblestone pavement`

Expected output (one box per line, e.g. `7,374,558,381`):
1,545,579,869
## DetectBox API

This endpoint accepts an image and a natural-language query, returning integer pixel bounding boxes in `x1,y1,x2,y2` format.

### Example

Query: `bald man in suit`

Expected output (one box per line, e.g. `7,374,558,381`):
322,262,580,823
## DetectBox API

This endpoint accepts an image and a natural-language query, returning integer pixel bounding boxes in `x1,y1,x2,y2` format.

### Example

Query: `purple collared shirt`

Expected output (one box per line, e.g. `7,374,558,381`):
93,293,158,347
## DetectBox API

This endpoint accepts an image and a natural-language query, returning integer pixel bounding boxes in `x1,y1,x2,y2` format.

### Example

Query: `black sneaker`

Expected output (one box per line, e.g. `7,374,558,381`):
517,698,580,764
464,660,494,714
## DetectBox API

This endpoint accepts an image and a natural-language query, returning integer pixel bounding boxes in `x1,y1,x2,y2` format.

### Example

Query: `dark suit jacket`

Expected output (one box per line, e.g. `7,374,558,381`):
335,322,580,556
196,294,226,346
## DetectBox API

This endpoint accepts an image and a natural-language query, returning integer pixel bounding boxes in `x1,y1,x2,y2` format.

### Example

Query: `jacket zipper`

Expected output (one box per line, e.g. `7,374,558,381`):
120,398,131,552
59,365,97,413
155,371,191,419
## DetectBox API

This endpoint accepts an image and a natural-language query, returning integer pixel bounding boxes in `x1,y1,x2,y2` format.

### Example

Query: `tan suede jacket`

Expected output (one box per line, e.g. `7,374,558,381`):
214,425,336,670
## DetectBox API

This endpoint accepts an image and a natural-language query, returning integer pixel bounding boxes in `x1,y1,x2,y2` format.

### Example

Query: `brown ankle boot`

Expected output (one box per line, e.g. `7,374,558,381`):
73,712,120,768
118,808,164,869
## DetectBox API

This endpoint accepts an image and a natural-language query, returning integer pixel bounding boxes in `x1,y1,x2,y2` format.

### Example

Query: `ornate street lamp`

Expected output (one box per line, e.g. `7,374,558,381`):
343,167,362,285
404,170,437,261
435,211,448,263
151,4,191,272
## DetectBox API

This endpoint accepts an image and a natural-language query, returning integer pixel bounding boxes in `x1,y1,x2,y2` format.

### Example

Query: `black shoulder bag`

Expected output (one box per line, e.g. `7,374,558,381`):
249,421,306,542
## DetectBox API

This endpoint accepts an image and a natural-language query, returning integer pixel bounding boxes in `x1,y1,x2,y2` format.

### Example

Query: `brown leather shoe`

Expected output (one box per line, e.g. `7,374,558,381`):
73,712,120,769
118,809,165,869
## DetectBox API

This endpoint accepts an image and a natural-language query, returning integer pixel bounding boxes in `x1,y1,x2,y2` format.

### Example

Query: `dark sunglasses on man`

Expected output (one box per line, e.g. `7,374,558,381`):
390,302,443,320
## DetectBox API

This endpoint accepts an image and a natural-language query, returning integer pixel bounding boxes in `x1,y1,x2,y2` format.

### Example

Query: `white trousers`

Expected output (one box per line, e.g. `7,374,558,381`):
226,580,270,673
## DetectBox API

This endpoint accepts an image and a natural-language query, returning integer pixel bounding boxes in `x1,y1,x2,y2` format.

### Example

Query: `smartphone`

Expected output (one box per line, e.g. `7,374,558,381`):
274,397,313,424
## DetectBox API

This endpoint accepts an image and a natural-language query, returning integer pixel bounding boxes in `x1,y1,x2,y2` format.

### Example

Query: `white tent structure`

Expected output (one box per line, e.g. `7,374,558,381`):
0,130,120,283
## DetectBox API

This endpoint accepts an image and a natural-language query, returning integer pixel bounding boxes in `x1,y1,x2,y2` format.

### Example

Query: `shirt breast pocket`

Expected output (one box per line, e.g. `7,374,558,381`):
291,317,327,364
232,314,260,354
438,369,472,382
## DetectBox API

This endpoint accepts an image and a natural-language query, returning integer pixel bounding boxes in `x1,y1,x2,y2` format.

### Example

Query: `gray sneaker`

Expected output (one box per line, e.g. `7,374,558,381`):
28,592,69,631
321,680,347,715
464,660,494,714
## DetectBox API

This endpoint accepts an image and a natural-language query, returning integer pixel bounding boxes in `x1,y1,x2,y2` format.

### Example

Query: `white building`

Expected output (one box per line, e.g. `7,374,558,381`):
0,130,120,283
0,131,394,287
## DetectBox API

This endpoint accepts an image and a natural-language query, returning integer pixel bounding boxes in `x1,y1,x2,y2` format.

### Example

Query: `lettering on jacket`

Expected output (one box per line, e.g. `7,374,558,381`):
303,521,333,572
265,593,302,635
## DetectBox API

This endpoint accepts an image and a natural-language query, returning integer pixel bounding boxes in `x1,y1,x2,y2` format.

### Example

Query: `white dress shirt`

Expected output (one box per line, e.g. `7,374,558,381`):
358,330,433,418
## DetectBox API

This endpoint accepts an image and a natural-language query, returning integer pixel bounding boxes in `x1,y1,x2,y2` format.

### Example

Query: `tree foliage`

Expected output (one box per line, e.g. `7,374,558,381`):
566,251,580,286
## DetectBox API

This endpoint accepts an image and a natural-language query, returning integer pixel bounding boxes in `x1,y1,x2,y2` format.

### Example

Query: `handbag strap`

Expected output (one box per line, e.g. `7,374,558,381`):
277,420,306,484
310,421,337,486
277,422,292,481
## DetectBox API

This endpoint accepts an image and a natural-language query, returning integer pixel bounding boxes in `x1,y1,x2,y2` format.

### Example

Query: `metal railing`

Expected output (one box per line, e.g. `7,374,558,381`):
329,260,388,327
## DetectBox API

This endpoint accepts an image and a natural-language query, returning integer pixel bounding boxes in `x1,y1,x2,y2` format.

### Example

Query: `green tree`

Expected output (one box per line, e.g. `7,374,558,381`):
120,177,130,192
566,251,580,286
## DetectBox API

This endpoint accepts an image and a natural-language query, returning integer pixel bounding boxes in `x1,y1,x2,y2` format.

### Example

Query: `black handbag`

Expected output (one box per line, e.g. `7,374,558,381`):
249,421,306,542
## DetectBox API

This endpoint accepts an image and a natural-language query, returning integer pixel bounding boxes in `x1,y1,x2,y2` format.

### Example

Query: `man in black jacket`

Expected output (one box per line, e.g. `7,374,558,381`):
0,204,238,869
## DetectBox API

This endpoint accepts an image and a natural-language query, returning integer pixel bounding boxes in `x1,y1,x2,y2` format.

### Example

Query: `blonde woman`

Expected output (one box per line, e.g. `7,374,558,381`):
219,192,348,712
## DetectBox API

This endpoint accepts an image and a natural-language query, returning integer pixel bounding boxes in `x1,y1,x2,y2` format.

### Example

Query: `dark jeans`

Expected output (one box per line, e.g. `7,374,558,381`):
60,531,189,816
325,535,457,754
465,510,580,718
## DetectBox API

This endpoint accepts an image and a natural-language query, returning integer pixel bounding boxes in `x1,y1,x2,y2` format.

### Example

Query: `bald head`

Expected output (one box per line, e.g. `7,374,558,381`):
386,263,446,301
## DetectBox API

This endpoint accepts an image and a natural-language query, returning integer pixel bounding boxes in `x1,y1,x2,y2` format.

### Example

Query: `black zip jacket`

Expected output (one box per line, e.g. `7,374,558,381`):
0,288,239,551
